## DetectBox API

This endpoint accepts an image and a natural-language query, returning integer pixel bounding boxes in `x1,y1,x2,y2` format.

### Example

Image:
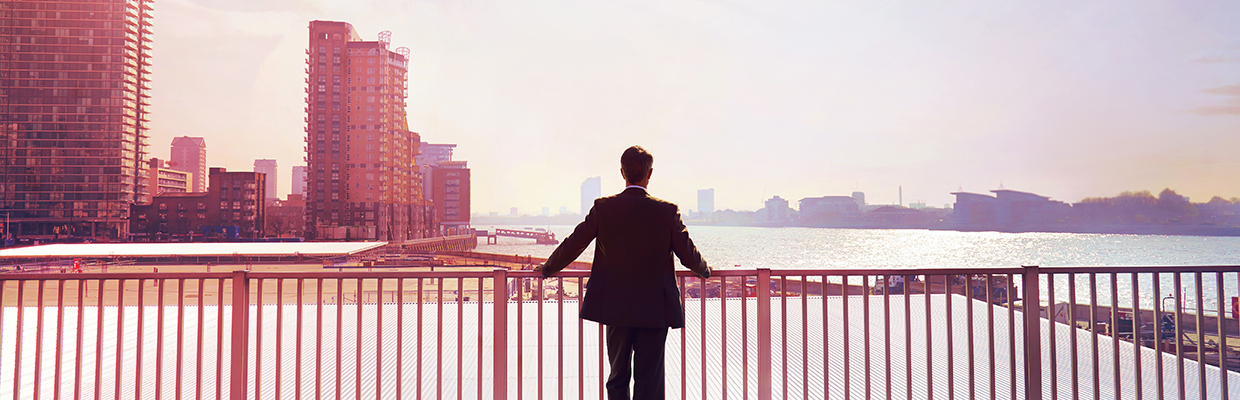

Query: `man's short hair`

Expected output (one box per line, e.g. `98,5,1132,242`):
621,145,653,184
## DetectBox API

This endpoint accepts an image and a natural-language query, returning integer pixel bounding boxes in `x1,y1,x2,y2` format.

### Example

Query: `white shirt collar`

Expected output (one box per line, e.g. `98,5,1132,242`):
625,185,647,191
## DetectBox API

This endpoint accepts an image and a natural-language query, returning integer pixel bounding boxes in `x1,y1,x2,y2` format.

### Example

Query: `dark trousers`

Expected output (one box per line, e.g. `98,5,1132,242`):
605,325,669,400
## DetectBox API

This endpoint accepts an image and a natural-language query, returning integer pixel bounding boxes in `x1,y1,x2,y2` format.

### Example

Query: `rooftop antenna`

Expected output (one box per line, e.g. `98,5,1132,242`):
998,181,1006,190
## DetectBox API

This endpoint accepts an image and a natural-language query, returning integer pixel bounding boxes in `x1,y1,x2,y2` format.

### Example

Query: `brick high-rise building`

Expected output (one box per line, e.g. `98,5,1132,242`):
0,0,154,239
170,136,207,192
305,21,424,241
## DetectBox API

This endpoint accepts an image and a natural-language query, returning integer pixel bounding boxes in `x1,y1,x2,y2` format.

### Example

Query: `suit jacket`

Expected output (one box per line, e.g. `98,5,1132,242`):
542,187,711,328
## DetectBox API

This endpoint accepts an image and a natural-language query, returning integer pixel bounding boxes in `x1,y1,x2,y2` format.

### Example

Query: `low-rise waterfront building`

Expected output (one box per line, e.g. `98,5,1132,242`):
763,196,792,222
266,194,306,238
131,168,266,240
146,158,191,195
799,196,862,225
951,189,1071,231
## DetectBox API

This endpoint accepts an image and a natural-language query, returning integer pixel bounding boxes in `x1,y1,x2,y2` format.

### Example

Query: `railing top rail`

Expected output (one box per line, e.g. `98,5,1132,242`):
4,264,1239,282
1037,265,1240,274
762,267,1026,276
0,272,235,281
247,270,503,279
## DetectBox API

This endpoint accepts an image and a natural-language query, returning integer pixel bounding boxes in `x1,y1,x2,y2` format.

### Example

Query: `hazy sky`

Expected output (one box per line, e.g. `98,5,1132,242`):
148,0,1240,213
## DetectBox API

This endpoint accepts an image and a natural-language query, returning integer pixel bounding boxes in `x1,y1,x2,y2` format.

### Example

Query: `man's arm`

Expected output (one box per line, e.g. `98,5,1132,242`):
670,207,711,279
540,203,599,277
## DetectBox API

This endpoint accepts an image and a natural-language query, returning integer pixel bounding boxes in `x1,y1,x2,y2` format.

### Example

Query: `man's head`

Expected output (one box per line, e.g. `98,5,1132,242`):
620,145,654,187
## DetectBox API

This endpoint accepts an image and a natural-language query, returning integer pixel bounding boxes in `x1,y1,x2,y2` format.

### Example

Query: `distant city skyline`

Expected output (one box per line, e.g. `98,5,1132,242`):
148,1,1240,213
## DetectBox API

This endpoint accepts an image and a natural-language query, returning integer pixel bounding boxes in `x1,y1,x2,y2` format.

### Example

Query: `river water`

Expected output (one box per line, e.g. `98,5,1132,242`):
478,225,1240,312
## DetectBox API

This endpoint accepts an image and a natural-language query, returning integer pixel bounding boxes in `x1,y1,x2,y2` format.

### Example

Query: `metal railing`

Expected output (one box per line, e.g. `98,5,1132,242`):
1,266,1239,399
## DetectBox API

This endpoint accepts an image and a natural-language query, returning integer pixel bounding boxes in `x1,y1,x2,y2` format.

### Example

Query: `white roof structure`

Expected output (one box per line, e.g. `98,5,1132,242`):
1,294,1236,399
0,242,387,259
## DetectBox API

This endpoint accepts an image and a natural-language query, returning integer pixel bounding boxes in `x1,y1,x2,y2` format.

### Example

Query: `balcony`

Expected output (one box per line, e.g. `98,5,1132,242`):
0,266,1237,399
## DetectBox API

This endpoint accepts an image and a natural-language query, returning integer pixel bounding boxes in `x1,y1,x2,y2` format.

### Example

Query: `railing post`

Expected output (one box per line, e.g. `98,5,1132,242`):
757,268,772,400
231,270,250,400
1022,265,1042,400
493,268,509,400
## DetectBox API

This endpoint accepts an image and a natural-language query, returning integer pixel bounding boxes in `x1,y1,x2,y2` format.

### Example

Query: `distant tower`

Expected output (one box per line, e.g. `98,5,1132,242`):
253,159,278,200
171,137,208,192
899,186,903,207
581,177,602,215
851,191,866,207
291,166,307,197
697,188,715,214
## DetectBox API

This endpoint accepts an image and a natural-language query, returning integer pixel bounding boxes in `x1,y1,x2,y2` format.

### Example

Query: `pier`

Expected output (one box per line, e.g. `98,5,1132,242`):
477,228,559,244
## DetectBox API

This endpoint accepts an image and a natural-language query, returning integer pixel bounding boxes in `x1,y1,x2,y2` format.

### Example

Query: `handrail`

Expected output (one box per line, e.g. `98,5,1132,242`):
4,265,1240,399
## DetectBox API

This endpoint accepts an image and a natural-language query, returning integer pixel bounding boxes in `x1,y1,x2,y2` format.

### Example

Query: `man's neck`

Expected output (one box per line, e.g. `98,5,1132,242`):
625,184,646,191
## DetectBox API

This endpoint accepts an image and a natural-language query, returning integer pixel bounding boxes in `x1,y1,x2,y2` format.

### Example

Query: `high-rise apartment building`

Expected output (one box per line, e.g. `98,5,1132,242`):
253,159,277,200
170,136,207,192
291,166,306,197
580,176,601,215
305,21,423,241
0,0,154,238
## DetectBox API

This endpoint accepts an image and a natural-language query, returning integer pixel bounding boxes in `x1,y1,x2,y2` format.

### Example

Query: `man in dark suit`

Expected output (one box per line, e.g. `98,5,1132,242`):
538,145,711,400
